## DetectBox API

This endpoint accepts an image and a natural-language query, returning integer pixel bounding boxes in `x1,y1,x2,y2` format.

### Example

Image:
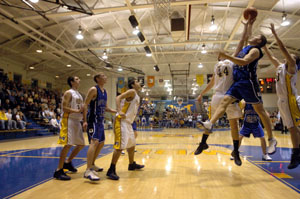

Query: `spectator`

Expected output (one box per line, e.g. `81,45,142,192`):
16,111,26,129
49,114,60,134
0,108,8,130
6,109,17,130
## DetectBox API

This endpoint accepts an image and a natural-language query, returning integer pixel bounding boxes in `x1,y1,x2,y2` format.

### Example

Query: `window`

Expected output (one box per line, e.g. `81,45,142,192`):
14,73,22,84
32,79,38,88
46,82,52,89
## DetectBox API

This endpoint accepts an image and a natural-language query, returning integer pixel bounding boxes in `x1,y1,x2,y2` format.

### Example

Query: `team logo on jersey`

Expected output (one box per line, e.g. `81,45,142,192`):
89,129,94,133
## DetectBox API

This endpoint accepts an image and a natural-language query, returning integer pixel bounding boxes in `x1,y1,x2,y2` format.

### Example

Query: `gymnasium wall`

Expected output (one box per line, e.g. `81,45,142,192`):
0,59,57,89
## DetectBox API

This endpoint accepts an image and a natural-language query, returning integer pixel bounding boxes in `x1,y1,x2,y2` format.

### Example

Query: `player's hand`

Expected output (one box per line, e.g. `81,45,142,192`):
218,51,227,60
248,17,256,25
197,94,203,104
119,111,126,118
82,122,87,132
269,23,276,35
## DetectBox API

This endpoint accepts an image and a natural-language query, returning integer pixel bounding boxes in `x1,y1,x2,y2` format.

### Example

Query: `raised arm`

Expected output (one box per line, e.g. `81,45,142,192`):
219,48,260,66
269,23,296,73
197,75,215,103
262,45,281,68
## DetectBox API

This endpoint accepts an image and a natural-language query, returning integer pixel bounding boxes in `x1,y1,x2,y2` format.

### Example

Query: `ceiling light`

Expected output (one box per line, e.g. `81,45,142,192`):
86,74,91,76
146,92,149,96
281,12,290,26
66,64,71,67
198,63,203,68
76,26,84,40
118,66,123,72
55,75,59,78
36,49,42,53
102,51,108,59
154,65,159,72
29,66,34,70
209,15,217,31
30,0,39,3
132,27,140,35
146,53,152,57
201,44,207,54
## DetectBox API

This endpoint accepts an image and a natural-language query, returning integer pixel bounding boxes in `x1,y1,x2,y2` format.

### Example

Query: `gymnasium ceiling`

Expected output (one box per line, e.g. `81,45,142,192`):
0,0,299,98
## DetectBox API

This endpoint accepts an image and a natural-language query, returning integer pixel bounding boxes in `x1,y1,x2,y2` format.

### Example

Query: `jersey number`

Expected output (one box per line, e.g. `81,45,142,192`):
217,66,229,77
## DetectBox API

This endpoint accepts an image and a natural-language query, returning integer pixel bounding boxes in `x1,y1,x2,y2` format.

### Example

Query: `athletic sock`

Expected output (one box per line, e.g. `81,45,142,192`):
201,134,209,144
233,140,239,152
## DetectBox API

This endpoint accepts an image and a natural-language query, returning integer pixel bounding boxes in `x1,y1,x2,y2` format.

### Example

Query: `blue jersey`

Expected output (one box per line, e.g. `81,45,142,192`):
88,85,107,124
233,45,263,82
243,104,260,129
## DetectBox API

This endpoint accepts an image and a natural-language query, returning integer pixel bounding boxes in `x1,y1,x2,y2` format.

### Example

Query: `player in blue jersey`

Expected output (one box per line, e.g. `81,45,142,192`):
199,17,277,157
232,101,272,161
83,73,117,181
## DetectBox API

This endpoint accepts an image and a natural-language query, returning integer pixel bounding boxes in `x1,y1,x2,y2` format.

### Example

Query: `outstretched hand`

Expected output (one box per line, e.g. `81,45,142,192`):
197,94,203,104
269,23,276,35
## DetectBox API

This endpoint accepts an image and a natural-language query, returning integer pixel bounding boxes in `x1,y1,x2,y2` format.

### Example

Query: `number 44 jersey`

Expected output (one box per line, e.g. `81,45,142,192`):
213,59,234,95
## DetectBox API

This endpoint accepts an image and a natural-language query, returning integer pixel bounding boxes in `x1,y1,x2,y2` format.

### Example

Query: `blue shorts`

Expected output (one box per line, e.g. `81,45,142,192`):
87,122,105,143
240,123,264,138
226,79,262,104
132,121,137,131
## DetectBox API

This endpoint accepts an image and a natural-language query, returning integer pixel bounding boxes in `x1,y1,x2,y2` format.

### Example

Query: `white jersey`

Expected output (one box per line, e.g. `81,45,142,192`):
62,89,83,120
276,64,298,100
213,60,234,94
118,91,140,124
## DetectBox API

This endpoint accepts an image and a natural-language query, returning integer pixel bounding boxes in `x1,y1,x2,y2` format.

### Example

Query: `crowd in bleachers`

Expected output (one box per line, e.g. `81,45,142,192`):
0,73,61,133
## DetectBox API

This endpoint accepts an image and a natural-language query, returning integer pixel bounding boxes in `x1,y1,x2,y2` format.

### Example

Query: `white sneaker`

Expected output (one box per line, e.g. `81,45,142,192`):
199,120,213,132
91,165,103,172
267,138,277,154
121,151,125,155
84,169,100,181
262,154,272,161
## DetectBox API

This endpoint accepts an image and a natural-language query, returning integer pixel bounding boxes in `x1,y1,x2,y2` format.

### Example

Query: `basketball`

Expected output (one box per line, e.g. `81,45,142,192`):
243,7,258,20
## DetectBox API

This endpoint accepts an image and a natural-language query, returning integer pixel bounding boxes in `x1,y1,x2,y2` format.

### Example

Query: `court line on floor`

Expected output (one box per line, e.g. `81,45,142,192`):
0,149,36,157
247,158,300,194
2,155,87,159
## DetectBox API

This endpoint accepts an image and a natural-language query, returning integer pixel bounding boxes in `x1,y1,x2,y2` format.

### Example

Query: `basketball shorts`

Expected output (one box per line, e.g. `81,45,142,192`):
58,117,85,146
87,122,105,143
226,79,262,104
132,121,137,131
278,96,300,129
211,93,242,120
114,116,135,150
240,123,264,138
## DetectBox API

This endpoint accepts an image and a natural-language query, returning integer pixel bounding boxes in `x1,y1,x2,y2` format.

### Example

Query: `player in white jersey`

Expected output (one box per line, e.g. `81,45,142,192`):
107,78,144,180
194,20,253,166
53,76,85,180
263,23,300,169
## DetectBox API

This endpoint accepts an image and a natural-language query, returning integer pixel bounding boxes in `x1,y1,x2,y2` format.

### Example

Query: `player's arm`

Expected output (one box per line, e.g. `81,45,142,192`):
262,45,280,68
269,23,296,73
197,75,215,103
62,91,81,114
219,48,260,66
116,89,135,116
106,104,117,113
82,87,96,131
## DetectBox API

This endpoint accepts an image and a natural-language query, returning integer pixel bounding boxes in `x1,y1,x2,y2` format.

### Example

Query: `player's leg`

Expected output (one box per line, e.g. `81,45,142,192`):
53,145,72,180
229,119,242,166
287,126,300,169
252,103,277,154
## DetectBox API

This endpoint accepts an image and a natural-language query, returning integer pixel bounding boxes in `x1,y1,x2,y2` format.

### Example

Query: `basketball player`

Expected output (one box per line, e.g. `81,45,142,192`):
82,73,117,181
195,20,251,166
106,78,144,180
53,76,85,181
199,15,277,155
234,101,272,161
263,23,300,169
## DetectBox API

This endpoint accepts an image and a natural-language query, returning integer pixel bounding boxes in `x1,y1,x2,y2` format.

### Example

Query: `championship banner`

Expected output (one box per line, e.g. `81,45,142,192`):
117,77,126,93
196,74,204,86
207,74,213,84
147,76,155,88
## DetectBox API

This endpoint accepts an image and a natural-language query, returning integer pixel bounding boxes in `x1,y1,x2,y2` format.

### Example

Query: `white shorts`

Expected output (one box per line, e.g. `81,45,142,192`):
211,93,242,120
58,117,85,146
278,96,300,129
114,117,136,150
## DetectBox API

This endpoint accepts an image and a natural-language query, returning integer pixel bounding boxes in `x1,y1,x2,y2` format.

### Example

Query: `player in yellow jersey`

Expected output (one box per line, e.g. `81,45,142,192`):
263,23,300,169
